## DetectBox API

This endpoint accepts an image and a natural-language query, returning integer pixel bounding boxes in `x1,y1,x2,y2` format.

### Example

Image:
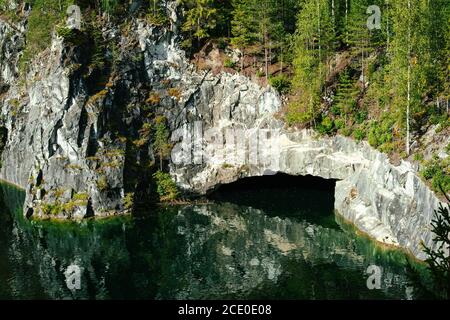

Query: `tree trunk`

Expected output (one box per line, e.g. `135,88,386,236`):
280,46,283,76
317,0,322,80
265,31,269,82
362,32,367,88
331,0,335,26
386,0,390,52
241,47,245,73
345,0,348,45
406,0,411,156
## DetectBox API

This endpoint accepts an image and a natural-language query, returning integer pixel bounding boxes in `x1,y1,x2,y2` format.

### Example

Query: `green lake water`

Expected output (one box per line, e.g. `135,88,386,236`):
0,176,431,300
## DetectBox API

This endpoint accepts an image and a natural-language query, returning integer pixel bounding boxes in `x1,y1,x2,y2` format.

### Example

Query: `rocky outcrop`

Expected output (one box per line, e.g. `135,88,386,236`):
169,111,441,260
0,4,283,220
0,19,24,88
0,2,444,260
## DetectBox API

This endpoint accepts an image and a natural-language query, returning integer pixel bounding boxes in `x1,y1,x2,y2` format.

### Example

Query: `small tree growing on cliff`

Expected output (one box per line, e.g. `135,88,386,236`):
422,188,450,299
153,116,171,171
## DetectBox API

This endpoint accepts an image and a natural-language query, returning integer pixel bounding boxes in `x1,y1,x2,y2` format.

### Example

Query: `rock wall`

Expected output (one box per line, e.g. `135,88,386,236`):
0,4,284,220
171,123,440,260
0,3,443,260
169,93,441,260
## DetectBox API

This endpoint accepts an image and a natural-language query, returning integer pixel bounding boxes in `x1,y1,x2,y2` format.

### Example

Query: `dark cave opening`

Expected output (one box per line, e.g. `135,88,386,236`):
208,173,337,224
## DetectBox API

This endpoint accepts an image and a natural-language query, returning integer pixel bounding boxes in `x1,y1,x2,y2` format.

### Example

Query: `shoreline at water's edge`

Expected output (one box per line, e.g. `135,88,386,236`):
0,178,25,191
28,211,133,223
334,210,427,265
0,178,431,264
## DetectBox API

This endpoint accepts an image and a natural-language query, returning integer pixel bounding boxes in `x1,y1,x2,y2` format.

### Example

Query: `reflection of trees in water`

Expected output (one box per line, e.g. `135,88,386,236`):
1,183,419,299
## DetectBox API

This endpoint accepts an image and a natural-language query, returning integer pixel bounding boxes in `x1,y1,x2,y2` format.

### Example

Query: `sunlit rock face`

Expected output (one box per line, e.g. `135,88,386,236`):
172,120,440,260
0,16,25,86
0,2,282,220
0,1,441,260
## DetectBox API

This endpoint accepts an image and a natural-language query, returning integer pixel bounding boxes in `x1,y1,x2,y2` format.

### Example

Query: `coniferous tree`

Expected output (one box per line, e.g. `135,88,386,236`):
101,0,119,18
289,0,335,126
422,196,450,299
180,0,218,49
230,0,256,72
333,70,358,122
153,116,171,171
345,0,370,86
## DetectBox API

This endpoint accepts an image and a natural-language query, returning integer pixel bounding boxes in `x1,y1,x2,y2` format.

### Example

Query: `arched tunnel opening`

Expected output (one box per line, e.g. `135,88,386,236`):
208,173,338,225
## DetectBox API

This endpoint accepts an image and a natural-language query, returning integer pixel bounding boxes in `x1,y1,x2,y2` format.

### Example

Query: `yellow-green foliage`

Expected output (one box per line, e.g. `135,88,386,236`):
168,88,182,101
40,191,89,216
53,188,66,199
41,202,64,216
73,192,89,202
153,171,179,202
146,1,169,27
19,0,74,72
104,148,125,158
123,192,134,210
8,98,21,116
56,26,85,46
153,116,171,170
146,92,161,105
65,163,82,170
133,138,148,148
134,122,152,147
421,156,450,194
139,122,152,137
89,89,109,104
97,175,108,191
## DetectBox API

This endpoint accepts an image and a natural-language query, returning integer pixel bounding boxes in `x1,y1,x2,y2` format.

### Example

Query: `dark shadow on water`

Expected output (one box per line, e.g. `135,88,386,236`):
208,173,338,227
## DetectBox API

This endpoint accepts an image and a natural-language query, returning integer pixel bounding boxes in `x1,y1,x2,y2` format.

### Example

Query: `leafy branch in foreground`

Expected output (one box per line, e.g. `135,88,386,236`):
421,187,450,299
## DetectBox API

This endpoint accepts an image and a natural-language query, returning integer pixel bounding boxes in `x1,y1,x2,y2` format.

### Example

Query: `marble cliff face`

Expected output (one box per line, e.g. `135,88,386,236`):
0,2,443,260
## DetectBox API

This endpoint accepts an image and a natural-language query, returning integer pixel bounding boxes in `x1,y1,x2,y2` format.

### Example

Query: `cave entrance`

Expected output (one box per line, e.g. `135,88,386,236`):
208,173,337,226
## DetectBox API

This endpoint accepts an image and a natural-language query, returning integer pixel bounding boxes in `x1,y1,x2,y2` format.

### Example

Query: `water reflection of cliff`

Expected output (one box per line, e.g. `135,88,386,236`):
1,183,413,299
1,183,132,299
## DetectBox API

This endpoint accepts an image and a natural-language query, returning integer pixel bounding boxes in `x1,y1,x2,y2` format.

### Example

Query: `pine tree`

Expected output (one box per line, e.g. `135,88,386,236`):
235,0,285,81
348,1,367,76
423,199,450,299
274,0,298,74
180,0,218,49
153,116,171,171
230,0,255,72
289,0,335,126
333,70,358,121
